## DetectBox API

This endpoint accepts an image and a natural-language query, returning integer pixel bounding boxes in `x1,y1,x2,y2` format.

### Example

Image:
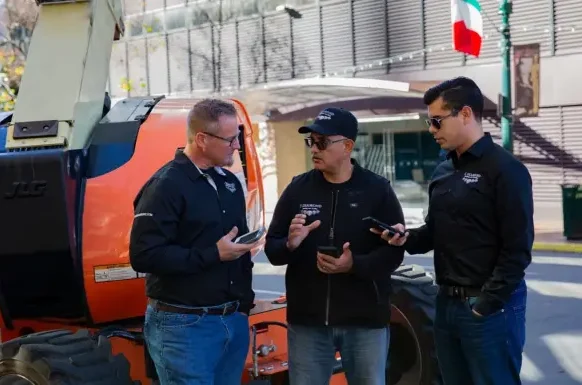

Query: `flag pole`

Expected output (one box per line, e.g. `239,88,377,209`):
499,0,513,153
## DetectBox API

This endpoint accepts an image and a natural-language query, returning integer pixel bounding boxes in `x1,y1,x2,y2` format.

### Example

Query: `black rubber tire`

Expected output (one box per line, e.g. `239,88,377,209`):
0,329,140,385
387,264,443,385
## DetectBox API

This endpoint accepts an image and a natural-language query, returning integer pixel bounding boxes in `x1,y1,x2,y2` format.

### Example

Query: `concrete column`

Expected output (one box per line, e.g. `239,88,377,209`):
270,120,309,196
251,122,260,143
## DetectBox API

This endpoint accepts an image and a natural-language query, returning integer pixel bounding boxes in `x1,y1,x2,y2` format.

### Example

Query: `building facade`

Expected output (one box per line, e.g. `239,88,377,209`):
110,0,582,228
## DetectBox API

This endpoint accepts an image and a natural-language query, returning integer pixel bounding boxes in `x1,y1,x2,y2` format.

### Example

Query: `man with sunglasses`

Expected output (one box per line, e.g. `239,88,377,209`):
265,107,406,385
373,77,533,385
129,98,262,385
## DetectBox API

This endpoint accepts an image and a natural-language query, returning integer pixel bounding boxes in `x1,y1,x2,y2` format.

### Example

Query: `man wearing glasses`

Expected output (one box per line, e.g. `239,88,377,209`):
129,98,262,385
373,77,533,385
265,107,406,385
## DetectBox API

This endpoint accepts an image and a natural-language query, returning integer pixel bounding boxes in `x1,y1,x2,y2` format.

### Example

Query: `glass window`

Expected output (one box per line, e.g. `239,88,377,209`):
257,0,286,13
187,0,262,22
123,0,143,15
127,15,144,36
220,0,242,20
240,1,260,17
256,0,316,13
143,13,164,34
166,0,186,6
190,3,213,27
146,0,165,12
166,6,187,30
145,0,165,12
293,0,317,6
184,0,320,22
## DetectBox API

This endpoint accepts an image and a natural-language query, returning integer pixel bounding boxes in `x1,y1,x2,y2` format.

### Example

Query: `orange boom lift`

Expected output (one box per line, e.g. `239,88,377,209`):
0,1,442,384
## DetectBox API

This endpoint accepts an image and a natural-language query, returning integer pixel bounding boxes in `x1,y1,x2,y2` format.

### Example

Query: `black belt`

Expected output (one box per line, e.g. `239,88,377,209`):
439,285,482,299
148,298,238,316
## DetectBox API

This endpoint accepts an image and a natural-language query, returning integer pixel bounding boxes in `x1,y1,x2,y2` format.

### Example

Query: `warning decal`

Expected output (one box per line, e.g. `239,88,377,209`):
94,263,146,283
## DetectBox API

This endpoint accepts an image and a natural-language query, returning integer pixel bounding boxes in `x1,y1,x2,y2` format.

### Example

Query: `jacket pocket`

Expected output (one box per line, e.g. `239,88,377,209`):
336,275,385,310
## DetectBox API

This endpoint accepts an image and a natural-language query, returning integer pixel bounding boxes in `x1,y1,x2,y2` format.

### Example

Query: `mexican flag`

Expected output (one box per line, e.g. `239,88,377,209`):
451,0,483,57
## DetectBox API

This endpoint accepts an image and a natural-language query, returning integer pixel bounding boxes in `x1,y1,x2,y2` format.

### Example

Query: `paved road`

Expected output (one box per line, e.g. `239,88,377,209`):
252,250,582,385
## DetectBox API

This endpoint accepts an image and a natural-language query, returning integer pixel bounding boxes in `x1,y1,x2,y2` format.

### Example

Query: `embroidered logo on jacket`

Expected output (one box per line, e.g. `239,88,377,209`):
224,181,237,193
299,203,322,216
462,172,481,184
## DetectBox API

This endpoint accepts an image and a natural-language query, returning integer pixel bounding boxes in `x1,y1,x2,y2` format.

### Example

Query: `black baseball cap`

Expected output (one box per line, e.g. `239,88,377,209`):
298,107,358,141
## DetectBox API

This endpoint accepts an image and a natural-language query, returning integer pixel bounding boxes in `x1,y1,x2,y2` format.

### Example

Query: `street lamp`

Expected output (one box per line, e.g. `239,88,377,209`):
276,4,302,19
499,0,513,153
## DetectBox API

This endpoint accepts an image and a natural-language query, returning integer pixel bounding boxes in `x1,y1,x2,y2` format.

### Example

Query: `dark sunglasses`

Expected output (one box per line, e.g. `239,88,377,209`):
425,109,460,129
304,136,348,151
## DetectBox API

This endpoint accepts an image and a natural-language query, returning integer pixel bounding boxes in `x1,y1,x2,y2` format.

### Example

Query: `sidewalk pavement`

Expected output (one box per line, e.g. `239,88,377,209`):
530,207,582,253
533,231,582,253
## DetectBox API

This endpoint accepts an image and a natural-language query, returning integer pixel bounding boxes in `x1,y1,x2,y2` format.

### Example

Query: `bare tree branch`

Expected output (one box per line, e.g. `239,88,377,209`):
185,1,311,91
184,0,238,91
0,0,38,110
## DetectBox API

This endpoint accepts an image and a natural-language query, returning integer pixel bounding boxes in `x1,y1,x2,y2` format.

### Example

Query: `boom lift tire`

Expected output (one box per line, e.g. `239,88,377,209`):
0,329,139,385
387,264,443,385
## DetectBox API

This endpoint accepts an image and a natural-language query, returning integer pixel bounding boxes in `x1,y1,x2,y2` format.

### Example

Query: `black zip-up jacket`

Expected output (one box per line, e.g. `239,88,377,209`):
405,133,533,316
265,160,405,328
129,150,254,314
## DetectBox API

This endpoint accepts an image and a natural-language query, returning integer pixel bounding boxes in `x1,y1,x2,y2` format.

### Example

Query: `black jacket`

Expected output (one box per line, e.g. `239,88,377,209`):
265,160,405,328
405,133,533,316
129,150,254,314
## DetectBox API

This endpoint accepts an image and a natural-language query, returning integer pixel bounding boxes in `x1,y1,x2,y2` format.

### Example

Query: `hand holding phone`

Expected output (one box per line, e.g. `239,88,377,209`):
217,226,265,261
317,242,353,274
362,216,406,237
363,217,408,246
317,245,341,259
234,227,266,244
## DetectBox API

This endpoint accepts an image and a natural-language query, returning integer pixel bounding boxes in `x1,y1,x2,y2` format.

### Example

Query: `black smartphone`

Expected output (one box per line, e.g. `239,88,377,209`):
317,245,341,259
234,227,266,244
362,216,406,237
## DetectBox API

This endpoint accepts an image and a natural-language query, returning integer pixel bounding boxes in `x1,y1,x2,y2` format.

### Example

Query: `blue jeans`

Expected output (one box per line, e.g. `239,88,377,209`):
144,302,250,385
287,324,389,385
434,280,527,385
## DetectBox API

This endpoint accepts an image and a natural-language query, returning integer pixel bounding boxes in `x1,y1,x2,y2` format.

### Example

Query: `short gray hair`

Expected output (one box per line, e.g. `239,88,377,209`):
187,98,237,142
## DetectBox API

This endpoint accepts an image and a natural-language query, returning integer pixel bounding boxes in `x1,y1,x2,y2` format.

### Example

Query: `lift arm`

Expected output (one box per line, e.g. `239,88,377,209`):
6,0,124,151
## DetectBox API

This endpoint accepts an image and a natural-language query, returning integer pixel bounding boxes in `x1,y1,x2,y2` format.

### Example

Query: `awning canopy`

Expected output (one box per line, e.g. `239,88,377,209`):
111,77,497,122
217,77,434,122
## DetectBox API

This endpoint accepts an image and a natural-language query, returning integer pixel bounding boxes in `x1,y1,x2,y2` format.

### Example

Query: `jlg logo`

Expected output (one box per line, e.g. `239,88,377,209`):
4,180,47,199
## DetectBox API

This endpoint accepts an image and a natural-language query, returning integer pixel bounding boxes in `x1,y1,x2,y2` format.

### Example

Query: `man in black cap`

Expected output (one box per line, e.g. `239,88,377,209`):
265,107,406,385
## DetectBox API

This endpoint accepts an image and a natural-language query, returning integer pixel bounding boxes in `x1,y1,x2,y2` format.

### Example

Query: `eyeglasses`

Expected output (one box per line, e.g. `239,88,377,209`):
304,136,348,151
202,124,243,147
425,109,460,129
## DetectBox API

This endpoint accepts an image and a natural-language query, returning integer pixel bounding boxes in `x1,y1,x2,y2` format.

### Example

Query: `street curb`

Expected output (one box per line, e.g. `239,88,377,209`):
532,242,582,253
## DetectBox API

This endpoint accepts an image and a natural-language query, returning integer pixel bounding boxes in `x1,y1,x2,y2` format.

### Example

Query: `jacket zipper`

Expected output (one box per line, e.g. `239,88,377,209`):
325,189,339,326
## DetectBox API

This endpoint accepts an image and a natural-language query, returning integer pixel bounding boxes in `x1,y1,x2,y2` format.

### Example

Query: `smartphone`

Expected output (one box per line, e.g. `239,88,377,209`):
234,227,266,244
362,216,406,237
317,245,341,259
